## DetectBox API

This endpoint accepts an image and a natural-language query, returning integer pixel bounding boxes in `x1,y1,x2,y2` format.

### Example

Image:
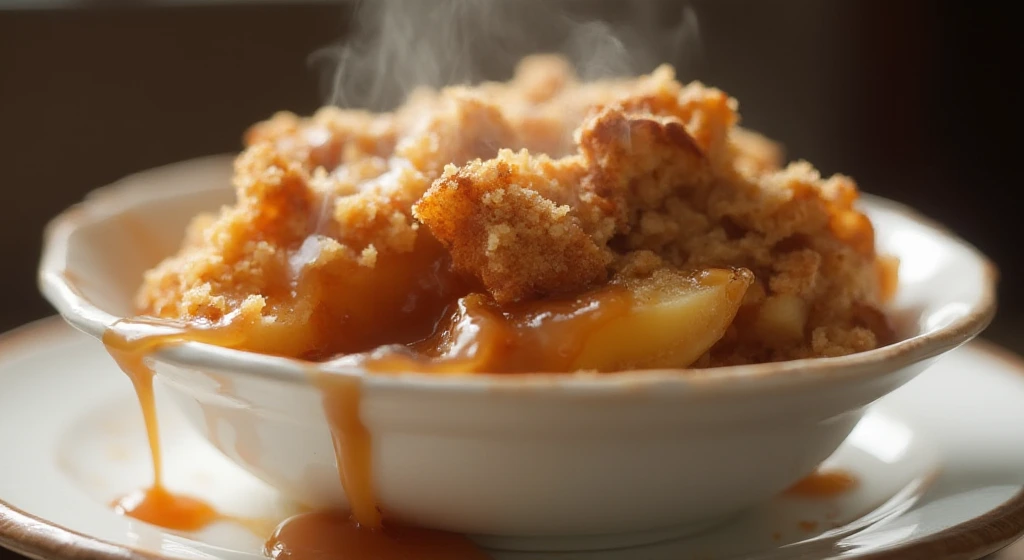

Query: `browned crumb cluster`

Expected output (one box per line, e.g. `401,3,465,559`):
138,54,897,366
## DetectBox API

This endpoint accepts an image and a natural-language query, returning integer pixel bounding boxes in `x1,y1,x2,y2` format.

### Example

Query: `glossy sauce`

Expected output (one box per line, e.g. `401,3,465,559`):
797,520,819,532
332,287,633,374
102,316,248,531
257,286,637,558
287,235,477,361
254,283,638,558
264,372,488,559
98,268,728,558
112,486,220,532
785,468,859,497
311,375,380,528
265,511,490,560
103,315,488,558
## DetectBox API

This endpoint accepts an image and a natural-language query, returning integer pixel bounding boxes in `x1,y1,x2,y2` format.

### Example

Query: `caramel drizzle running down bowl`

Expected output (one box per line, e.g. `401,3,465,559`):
102,317,489,559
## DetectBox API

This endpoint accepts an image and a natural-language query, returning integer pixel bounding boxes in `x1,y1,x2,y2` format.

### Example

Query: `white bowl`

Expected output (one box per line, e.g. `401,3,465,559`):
38,155,997,551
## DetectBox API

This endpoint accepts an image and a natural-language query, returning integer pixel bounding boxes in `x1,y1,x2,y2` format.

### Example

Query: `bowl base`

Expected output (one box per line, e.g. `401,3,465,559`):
469,516,729,552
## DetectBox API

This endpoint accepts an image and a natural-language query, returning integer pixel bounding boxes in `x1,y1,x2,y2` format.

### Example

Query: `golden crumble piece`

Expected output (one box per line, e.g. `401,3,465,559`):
811,325,879,358
415,150,612,303
395,89,521,176
324,164,431,256
576,104,712,235
138,144,319,356
245,107,396,172
730,127,783,176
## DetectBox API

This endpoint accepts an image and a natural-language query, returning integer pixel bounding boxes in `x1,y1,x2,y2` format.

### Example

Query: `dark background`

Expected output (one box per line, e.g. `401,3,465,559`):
1,0,1020,349
0,2,1022,558
2,0,1021,352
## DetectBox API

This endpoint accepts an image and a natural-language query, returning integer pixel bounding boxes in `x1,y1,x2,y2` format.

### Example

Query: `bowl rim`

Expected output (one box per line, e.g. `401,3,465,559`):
38,155,999,395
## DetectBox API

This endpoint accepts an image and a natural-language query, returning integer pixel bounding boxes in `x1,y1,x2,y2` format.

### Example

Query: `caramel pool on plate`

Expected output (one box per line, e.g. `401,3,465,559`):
785,469,859,498
102,318,249,531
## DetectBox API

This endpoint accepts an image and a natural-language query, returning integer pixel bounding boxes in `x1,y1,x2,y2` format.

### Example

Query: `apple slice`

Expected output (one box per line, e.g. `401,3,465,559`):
418,268,754,372
344,267,753,373
570,268,753,371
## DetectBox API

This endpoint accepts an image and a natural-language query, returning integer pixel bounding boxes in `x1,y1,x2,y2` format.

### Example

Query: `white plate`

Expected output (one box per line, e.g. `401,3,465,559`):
1,318,1023,560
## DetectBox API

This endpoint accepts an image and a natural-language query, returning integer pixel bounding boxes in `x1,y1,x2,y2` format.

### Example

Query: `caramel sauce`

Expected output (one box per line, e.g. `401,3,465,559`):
309,374,380,529
102,315,488,557
264,372,489,559
112,486,220,532
256,275,677,559
877,255,900,303
100,260,727,558
291,234,477,361
797,520,819,532
265,511,489,560
785,469,859,497
102,316,248,531
334,286,633,374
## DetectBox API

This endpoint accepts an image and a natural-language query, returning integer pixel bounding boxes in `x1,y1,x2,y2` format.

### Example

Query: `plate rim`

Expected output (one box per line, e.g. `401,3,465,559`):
1,316,1023,560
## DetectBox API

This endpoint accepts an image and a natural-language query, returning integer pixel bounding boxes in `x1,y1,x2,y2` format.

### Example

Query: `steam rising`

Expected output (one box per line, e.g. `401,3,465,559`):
313,0,702,110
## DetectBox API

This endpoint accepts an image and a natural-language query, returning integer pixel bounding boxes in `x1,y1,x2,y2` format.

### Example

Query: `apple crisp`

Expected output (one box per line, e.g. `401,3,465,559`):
137,55,897,371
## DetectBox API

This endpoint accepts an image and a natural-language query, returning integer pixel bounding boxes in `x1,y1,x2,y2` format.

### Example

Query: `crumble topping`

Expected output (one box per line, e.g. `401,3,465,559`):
138,55,896,367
